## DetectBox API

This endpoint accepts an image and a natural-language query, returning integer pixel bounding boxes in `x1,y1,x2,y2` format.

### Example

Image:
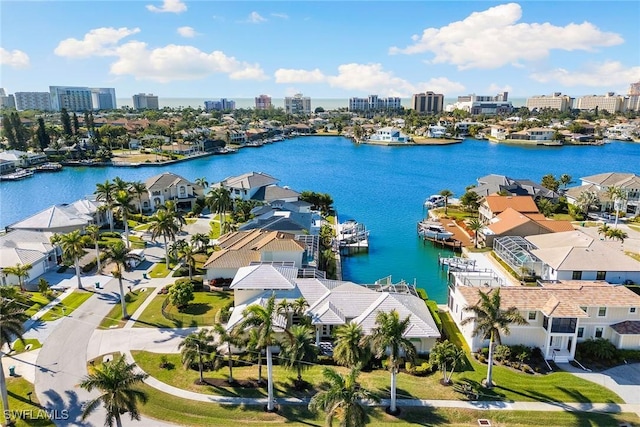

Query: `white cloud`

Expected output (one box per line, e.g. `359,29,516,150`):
389,3,623,70
54,27,140,58
271,13,289,19
530,61,640,88
110,42,268,82
0,47,30,68
274,68,326,83
487,83,513,94
146,0,186,13
247,12,266,24
177,26,196,38
274,63,464,97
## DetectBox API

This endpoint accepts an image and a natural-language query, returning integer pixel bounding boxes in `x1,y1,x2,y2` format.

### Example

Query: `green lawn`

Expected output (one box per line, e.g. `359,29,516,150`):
149,262,172,278
133,290,232,328
629,224,640,232
134,223,151,231
99,288,154,329
127,235,146,249
23,292,57,317
209,220,221,239
132,350,622,404
10,338,42,354
432,207,475,221
0,377,54,426
134,383,639,427
39,290,94,321
550,213,574,221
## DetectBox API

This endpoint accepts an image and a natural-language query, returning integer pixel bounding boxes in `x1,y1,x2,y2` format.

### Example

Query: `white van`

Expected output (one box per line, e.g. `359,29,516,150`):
126,249,146,269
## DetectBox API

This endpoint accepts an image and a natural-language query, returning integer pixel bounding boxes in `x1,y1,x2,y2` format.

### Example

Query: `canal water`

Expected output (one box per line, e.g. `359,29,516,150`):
1,137,638,302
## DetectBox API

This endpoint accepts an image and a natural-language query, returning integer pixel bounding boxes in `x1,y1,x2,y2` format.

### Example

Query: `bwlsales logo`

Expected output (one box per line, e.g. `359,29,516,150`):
5,409,69,420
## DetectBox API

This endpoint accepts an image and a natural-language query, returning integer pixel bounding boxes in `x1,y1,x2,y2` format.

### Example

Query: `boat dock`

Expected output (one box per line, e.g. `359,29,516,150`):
417,219,465,252
337,218,369,254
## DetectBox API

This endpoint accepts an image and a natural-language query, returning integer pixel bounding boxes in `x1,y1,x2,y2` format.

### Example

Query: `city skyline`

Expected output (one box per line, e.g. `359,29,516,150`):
1,1,639,99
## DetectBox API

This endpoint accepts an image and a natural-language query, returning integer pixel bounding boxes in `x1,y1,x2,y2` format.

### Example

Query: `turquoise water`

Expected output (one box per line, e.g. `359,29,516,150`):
1,137,638,302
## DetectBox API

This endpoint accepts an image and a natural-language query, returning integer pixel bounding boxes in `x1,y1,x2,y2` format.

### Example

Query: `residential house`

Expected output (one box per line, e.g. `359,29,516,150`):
478,195,540,224
565,173,640,217
481,207,574,247
7,202,99,233
204,229,307,281
0,159,16,175
0,230,60,286
0,150,47,167
367,127,409,143
142,172,204,212
227,265,441,353
213,172,279,201
472,174,560,202
505,127,556,143
447,278,640,362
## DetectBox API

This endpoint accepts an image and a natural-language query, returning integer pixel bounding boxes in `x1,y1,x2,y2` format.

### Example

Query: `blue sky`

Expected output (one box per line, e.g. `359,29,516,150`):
1,1,639,100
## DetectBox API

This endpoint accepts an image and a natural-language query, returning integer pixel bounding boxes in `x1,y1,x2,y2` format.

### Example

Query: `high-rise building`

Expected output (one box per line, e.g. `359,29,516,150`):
204,98,236,112
91,88,117,110
255,94,272,110
525,93,573,112
0,89,16,109
348,95,402,112
284,93,311,115
575,93,624,113
411,91,444,114
132,93,159,110
446,92,513,115
14,92,52,111
49,86,93,111
629,81,640,96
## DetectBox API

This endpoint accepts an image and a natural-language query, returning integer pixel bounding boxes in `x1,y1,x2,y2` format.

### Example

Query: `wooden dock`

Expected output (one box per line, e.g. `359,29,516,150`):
417,218,470,252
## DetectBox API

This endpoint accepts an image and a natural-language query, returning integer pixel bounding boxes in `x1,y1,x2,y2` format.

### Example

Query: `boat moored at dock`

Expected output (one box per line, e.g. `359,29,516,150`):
418,220,454,240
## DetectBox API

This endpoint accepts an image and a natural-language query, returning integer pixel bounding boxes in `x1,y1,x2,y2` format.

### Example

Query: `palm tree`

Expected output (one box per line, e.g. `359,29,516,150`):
205,187,233,230
213,321,240,383
3,263,33,291
85,225,102,274
114,190,135,248
95,179,116,232
179,329,216,384
606,186,627,227
236,294,279,411
195,177,209,189
461,288,528,388
79,354,148,427
308,367,379,427
575,190,599,217
439,189,454,216
129,181,147,215
190,233,210,252
281,324,318,386
176,241,198,280
367,309,417,414
606,227,628,243
560,174,573,189
148,208,181,268
466,218,483,249
108,241,130,319
53,230,88,289
429,340,465,385
597,223,611,238
112,176,130,192
333,322,370,368
0,298,27,426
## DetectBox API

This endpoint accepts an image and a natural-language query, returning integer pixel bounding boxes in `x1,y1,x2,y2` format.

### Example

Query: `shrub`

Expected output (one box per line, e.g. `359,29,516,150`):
57,266,68,273
100,231,121,238
494,345,511,362
168,280,194,310
578,338,617,361
508,344,532,361
426,300,443,332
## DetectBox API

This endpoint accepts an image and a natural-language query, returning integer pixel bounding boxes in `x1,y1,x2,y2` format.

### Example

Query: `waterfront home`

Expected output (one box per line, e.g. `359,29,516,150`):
472,174,560,201
478,195,540,224
7,203,95,233
204,229,307,281
0,229,60,286
0,159,16,175
368,127,409,143
427,125,446,138
565,172,640,217
481,207,574,247
227,264,440,353
489,125,507,140
505,127,556,143
447,278,640,362
213,171,279,201
142,172,204,212
0,149,47,167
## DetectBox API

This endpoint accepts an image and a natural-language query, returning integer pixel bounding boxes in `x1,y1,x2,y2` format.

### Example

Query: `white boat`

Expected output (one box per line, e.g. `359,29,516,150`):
424,194,446,208
0,168,35,181
338,220,369,245
418,220,454,240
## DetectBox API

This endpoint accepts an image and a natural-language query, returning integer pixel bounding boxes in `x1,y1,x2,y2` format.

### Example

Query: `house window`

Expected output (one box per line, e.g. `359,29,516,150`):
596,271,606,280
630,307,637,314
577,327,584,338
598,307,607,317
572,271,582,280
595,327,603,338
528,311,537,321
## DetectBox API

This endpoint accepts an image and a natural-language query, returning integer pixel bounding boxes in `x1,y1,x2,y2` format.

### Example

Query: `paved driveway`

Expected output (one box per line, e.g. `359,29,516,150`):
567,363,640,405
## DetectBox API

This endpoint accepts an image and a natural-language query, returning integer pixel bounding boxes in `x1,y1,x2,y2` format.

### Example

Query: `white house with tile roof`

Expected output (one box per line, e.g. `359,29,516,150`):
213,172,279,201
0,230,60,286
448,278,640,362
142,172,204,212
8,204,92,233
227,265,441,354
565,172,640,216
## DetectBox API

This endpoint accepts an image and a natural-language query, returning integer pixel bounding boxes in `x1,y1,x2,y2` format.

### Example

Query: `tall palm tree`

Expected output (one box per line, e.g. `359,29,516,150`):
53,230,88,289
439,189,454,216
367,309,417,414
466,218,483,249
190,233,210,253
112,176,130,192
606,186,627,227
236,294,279,411
108,241,130,319
281,324,318,385
308,367,379,427
560,174,573,189
179,329,216,384
3,263,33,291
461,288,527,388
0,298,27,426
195,177,209,189
148,208,181,268
95,179,116,232
85,225,102,274
114,190,135,248
129,181,147,215
79,354,148,427
205,187,232,230
333,322,371,368
178,242,198,280
213,321,240,383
